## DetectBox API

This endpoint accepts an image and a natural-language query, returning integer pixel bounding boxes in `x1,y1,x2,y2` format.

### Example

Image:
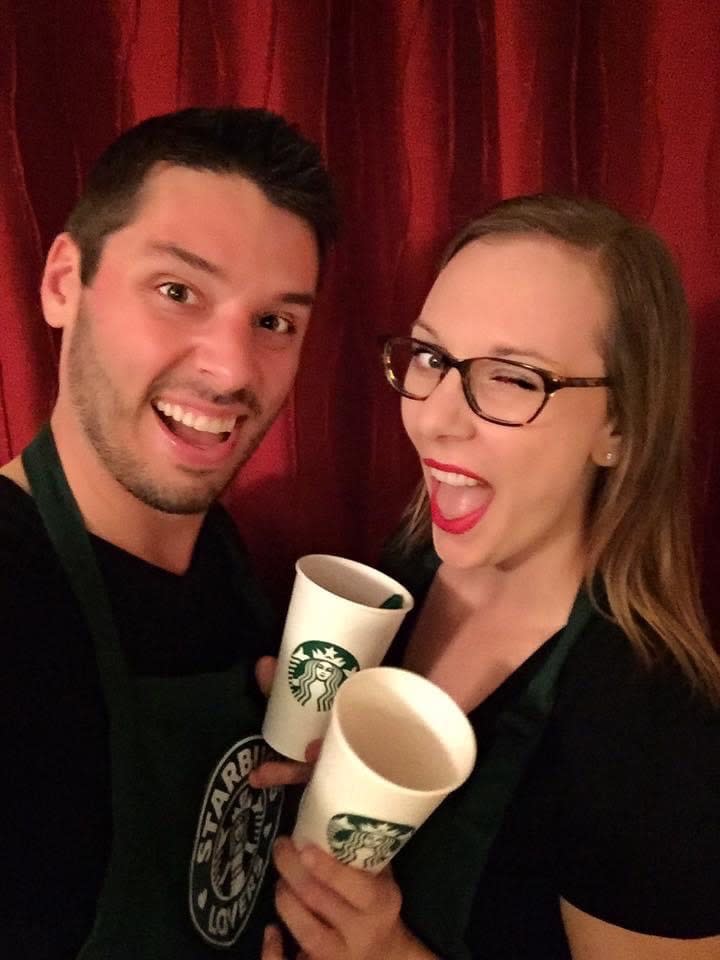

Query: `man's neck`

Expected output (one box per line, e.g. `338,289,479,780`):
47,412,205,574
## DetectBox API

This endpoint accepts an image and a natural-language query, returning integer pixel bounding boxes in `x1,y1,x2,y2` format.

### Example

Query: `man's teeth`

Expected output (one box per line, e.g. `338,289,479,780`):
429,467,482,487
154,400,236,435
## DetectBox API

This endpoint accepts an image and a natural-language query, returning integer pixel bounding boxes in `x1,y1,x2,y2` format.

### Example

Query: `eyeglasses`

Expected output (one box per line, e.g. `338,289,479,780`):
380,336,612,427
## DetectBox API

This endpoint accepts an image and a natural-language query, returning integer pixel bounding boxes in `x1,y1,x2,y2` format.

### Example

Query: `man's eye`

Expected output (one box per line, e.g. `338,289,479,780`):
256,314,296,335
158,282,196,304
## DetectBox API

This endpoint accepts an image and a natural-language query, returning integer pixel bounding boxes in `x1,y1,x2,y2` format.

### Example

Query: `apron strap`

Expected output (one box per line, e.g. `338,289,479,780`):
463,589,594,849
397,588,594,958
22,424,128,713
207,502,280,664
21,425,134,737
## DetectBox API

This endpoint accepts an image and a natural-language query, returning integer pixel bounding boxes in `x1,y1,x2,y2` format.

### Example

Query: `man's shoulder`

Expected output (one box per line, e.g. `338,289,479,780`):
0,475,47,566
0,475,73,626
0,476,86,674
0,455,30,492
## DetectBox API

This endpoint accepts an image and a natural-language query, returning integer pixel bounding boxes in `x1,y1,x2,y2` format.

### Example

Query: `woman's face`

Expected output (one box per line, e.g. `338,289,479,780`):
401,234,617,573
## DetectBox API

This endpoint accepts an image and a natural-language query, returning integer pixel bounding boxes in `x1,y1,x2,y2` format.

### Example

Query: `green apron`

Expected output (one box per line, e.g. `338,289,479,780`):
389,553,594,959
22,425,284,958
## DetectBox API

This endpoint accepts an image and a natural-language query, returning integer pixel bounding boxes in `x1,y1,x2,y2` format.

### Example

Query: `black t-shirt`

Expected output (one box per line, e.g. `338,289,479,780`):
0,477,275,958
385,548,720,959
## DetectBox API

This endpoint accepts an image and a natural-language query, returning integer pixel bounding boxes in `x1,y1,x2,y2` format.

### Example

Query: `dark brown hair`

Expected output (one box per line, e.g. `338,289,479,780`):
66,107,337,283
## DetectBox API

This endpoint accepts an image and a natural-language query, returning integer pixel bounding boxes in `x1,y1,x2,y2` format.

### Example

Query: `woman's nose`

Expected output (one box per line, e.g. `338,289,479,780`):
410,368,477,440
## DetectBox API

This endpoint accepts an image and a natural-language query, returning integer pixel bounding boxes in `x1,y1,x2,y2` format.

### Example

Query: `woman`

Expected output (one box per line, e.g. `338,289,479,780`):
260,195,720,960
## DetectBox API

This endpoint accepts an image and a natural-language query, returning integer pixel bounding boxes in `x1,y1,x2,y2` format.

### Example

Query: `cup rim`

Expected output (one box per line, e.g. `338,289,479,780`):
295,554,414,614
329,666,477,797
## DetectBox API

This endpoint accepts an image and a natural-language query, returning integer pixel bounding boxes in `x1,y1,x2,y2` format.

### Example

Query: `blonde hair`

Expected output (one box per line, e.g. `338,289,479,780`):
400,194,720,704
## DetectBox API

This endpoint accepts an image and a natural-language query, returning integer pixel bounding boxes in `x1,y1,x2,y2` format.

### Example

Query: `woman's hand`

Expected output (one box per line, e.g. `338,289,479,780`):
265,837,437,960
250,656,322,789
262,924,287,959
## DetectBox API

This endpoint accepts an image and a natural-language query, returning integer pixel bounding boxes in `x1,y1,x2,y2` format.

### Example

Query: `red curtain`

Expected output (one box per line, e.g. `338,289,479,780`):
1,0,719,618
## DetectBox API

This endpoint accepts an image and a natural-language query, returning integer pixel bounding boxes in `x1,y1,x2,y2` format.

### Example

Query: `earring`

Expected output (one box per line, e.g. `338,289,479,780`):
605,452,615,463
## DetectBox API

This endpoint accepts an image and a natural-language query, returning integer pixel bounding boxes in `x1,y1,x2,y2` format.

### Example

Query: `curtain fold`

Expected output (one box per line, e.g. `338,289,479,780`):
1,0,718,617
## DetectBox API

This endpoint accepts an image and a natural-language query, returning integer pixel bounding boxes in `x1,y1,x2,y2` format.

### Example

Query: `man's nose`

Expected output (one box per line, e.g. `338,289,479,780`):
191,311,259,391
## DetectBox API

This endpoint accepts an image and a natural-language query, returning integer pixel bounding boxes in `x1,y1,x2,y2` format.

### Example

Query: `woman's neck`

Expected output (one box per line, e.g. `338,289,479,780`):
404,530,588,712
437,528,587,628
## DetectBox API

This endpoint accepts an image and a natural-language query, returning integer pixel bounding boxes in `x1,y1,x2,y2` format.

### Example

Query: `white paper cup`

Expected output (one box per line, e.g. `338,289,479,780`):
262,556,414,761
292,666,476,872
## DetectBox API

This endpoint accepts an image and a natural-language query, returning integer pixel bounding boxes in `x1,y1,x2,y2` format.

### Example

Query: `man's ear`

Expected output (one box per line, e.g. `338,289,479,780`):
40,233,83,330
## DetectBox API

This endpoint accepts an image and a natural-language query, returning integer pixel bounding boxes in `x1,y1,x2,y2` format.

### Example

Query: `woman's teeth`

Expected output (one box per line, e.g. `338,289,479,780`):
428,466,483,487
153,400,236,435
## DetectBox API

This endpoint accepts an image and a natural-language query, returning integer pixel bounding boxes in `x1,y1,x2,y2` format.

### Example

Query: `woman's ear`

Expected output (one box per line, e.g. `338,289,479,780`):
40,233,82,330
591,421,622,468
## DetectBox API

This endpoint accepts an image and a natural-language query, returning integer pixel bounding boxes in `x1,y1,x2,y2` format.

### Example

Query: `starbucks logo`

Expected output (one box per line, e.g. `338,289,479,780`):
288,641,359,712
189,736,283,947
327,813,415,870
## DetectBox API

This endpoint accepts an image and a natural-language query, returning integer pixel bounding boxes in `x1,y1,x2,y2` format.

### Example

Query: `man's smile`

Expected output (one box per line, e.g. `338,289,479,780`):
152,398,238,443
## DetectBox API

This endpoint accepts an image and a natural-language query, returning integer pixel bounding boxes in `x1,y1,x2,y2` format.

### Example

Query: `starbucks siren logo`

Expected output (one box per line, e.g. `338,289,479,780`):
189,736,283,947
327,813,415,870
288,641,359,711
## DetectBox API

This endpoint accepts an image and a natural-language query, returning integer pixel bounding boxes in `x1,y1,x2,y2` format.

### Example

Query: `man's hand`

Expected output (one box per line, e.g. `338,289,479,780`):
255,654,279,697
266,837,437,960
250,656,321,789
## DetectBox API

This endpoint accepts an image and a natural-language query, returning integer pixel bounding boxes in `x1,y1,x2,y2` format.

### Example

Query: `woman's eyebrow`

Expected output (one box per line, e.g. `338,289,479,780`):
488,344,558,366
413,318,439,338
413,319,556,365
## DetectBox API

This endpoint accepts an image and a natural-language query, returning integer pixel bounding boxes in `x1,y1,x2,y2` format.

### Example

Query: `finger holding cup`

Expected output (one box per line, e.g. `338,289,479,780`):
292,666,476,874
262,555,414,762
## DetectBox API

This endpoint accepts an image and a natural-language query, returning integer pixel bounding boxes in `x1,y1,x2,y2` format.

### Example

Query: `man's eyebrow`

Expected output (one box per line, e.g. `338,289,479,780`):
146,242,224,277
279,292,315,307
144,241,315,306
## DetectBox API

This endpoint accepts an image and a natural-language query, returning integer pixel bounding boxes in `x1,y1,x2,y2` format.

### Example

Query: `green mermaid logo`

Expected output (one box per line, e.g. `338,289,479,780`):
287,642,359,711
327,814,415,870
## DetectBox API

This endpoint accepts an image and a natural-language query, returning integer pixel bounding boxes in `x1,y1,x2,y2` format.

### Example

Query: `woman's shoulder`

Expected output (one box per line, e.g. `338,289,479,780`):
551,603,720,938
554,602,720,767
557,602,717,724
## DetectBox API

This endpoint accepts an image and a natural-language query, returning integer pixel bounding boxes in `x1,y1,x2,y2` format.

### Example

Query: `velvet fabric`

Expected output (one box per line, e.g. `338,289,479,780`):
1,1,718,617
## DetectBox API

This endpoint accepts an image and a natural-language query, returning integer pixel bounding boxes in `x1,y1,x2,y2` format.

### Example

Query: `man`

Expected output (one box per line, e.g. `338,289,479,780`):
0,107,336,958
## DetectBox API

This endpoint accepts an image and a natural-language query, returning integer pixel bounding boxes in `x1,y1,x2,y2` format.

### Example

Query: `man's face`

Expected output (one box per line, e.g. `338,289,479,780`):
58,165,319,514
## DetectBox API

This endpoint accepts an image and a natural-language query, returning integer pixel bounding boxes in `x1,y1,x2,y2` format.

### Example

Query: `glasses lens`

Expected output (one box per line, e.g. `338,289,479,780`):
469,359,545,424
385,339,444,399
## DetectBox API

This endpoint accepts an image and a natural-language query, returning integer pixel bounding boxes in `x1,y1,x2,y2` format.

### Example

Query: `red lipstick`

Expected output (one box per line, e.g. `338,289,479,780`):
424,459,492,535
423,458,484,481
